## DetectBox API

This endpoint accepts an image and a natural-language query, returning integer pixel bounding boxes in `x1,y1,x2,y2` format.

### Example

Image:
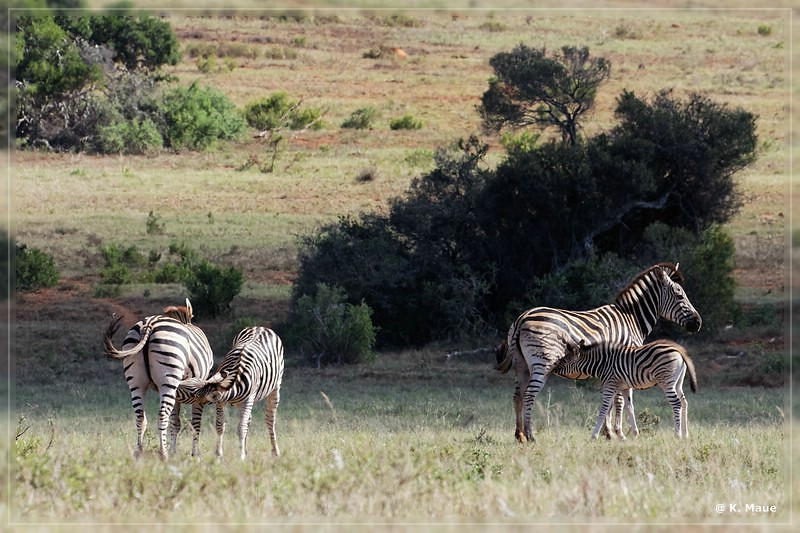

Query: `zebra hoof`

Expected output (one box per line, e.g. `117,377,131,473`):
515,431,527,443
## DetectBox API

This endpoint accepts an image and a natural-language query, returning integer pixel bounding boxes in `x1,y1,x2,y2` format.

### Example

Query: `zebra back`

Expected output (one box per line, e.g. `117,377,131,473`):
178,326,284,406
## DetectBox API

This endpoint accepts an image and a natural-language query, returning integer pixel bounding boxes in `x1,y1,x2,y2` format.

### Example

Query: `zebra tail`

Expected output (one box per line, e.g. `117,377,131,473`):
682,350,698,393
495,340,512,374
102,314,151,360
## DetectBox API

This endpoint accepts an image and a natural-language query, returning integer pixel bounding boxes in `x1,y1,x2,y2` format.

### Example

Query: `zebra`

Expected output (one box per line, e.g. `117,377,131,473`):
178,326,285,460
102,299,214,460
496,262,702,443
555,339,698,439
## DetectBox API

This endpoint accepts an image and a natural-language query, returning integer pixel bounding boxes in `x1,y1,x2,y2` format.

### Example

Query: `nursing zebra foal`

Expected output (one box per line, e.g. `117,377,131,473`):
178,326,285,460
103,299,214,460
556,339,698,439
496,263,702,444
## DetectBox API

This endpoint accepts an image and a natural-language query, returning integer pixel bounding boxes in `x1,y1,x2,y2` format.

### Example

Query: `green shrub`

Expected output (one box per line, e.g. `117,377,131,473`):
15,244,59,292
184,260,244,318
243,92,322,132
288,283,376,366
152,82,246,150
95,118,163,155
195,54,217,73
341,107,377,130
389,114,423,130
99,263,132,285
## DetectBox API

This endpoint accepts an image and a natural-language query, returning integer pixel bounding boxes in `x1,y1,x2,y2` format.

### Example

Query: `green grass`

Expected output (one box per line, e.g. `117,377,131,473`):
9,352,790,524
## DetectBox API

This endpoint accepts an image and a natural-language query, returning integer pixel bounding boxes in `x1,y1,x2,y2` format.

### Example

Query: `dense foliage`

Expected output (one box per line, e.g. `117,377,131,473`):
294,87,757,346
15,11,245,153
15,243,60,292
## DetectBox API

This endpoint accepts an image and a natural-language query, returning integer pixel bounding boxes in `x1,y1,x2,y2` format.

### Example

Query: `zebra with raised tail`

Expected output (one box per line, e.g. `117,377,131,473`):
102,299,214,460
496,263,702,443
178,326,285,460
556,339,698,439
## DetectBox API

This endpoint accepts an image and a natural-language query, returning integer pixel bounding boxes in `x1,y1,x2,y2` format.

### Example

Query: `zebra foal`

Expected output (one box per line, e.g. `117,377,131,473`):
179,326,285,460
103,299,214,460
556,339,698,439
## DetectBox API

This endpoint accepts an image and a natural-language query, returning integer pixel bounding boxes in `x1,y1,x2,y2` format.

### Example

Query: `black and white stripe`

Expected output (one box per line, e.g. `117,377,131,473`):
178,326,284,460
496,263,702,443
555,339,698,439
103,299,214,460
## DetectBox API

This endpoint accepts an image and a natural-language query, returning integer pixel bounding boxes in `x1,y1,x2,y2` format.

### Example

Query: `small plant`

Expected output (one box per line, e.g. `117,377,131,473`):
757,24,772,36
289,283,377,367
341,107,378,130
500,130,541,153
479,21,507,32
389,114,423,130
356,167,378,183
146,210,165,235
15,243,59,292
195,54,217,73
362,48,382,59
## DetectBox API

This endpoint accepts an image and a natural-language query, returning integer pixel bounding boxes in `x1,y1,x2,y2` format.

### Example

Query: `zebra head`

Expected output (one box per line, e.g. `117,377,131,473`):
656,264,702,333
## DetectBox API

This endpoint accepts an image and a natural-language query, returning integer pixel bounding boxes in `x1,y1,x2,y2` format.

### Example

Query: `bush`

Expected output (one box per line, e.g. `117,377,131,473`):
389,114,423,130
152,82,246,150
341,107,377,130
288,283,376,366
243,92,322,132
184,260,244,318
96,118,163,155
15,243,59,292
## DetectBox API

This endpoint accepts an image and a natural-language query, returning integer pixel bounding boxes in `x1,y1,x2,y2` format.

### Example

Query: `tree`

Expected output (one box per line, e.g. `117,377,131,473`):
15,12,181,151
479,44,610,145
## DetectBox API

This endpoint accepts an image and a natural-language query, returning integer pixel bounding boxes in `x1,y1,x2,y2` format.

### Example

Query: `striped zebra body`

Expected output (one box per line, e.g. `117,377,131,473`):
179,326,284,460
496,263,702,443
103,302,214,460
556,339,698,439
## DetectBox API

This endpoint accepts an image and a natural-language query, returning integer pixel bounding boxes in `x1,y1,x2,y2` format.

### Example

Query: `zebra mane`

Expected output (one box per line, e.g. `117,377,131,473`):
162,298,194,324
614,262,683,302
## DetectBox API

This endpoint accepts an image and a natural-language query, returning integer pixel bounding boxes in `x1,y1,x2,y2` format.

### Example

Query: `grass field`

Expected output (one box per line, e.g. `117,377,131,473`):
6,4,795,529
8,352,792,526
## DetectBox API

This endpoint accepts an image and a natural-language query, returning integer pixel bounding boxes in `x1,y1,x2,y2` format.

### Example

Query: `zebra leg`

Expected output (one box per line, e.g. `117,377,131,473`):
624,389,639,438
661,382,683,437
215,403,226,459
190,403,205,457
128,373,150,458
157,394,178,461
512,353,530,443
169,403,181,456
238,397,256,461
591,384,619,440
613,390,628,440
676,363,689,438
522,358,552,443
265,388,281,457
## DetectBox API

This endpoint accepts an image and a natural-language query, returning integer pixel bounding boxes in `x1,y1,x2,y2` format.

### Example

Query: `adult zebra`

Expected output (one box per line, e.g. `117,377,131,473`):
496,263,702,443
178,326,284,460
555,339,698,439
103,299,214,460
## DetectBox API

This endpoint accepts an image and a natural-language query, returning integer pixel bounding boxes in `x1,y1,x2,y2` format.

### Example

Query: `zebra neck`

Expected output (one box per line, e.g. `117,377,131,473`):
613,298,657,342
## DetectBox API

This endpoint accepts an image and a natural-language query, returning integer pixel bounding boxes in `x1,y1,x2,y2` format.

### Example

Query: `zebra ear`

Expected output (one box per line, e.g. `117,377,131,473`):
185,298,194,319
674,262,680,272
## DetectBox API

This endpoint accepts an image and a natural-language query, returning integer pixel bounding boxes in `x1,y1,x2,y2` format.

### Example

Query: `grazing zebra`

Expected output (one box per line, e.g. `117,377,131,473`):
555,339,698,439
496,263,702,443
178,326,285,460
103,299,214,460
